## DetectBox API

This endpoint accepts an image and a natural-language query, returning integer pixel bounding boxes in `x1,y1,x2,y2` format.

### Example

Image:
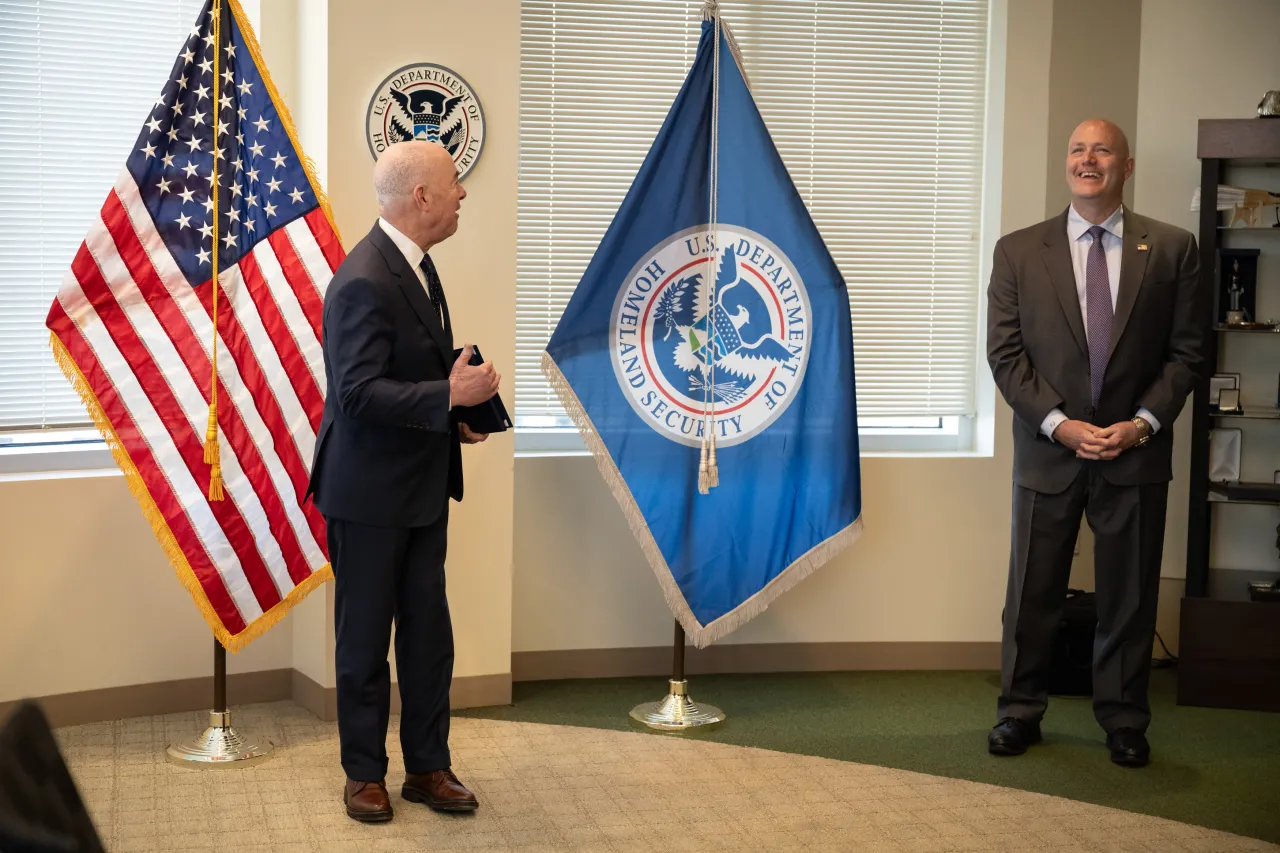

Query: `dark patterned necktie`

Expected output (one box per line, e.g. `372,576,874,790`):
1085,225,1113,407
419,254,447,326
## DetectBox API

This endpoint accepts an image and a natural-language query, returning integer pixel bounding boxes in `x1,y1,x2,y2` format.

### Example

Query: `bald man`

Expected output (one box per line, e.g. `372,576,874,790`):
307,141,499,820
986,120,1208,766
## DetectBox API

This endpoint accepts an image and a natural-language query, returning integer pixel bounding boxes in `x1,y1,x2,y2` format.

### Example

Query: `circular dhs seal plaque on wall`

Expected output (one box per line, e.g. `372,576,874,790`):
610,225,812,448
365,63,486,179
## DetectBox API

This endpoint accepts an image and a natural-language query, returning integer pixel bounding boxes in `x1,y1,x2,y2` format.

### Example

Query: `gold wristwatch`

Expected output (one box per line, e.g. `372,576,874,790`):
1130,416,1152,447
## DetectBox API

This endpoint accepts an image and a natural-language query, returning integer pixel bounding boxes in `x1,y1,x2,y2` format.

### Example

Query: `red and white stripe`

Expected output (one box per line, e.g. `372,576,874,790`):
47,171,342,642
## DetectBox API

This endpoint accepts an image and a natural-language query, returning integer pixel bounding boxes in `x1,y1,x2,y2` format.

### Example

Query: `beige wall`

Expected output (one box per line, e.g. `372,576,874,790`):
0,475,293,703
323,0,517,684
1044,0,1143,218
5,0,1275,705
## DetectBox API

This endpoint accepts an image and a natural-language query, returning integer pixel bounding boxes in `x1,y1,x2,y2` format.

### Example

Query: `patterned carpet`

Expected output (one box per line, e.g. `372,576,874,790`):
57,701,1278,852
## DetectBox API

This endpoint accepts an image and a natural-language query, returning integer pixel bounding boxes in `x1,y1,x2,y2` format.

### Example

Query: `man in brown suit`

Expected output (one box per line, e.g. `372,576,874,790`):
986,119,1208,766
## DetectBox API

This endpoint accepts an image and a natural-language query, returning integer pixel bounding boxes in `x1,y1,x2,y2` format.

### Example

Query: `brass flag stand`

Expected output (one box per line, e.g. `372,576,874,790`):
166,639,273,768
629,621,726,731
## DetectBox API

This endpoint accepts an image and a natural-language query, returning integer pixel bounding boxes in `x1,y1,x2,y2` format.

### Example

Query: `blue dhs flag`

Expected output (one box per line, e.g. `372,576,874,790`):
542,12,861,647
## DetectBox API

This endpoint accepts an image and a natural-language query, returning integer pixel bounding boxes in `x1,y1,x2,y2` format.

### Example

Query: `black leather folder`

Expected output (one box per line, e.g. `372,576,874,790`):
451,345,511,434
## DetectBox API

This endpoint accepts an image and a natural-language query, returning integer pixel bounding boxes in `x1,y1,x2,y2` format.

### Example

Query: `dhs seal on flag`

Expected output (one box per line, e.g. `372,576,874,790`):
365,62,486,179
612,226,811,448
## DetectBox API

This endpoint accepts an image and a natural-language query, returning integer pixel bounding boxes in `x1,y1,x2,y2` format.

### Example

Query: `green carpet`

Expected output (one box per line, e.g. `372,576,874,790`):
459,668,1280,844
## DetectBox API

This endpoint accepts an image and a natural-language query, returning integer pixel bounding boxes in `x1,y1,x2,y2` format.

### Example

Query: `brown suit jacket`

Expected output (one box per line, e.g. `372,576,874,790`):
986,207,1209,494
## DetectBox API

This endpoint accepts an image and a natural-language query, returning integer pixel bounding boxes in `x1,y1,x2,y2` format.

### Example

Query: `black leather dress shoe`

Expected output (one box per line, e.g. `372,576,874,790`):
988,717,1042,756
1106,727,1150,767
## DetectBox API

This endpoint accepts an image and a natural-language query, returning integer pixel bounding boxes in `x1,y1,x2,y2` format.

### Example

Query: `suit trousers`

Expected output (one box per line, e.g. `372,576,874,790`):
999,464,1167,733
328,511,453,782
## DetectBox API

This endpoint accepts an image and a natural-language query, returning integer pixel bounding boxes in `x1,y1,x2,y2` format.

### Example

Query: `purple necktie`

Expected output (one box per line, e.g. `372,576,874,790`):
1085,225,1112,407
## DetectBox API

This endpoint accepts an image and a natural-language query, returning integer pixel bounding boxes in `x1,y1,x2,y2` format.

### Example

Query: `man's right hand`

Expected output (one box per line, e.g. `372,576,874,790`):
449,344,500,408
1051,419,1103,458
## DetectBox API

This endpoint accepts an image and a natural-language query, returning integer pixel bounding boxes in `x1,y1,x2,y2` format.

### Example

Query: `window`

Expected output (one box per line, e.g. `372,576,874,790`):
517,0,991,451
0,0,202,448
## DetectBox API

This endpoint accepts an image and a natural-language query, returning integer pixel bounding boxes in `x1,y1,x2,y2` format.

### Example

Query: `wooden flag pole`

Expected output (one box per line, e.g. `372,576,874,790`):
213,637,226,714
672,619,686,683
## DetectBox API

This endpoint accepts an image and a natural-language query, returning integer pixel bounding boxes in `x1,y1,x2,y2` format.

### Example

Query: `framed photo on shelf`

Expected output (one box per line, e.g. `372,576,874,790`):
1216,248,1261,326
1209,373,1240,407
1218,388,1242,414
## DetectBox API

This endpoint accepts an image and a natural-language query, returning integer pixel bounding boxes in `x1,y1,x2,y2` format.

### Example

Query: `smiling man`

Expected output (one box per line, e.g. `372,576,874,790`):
985,119,1208,767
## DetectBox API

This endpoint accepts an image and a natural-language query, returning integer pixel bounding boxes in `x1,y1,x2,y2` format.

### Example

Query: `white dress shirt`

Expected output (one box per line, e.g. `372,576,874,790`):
378,217,429,294
1041,205,1160,440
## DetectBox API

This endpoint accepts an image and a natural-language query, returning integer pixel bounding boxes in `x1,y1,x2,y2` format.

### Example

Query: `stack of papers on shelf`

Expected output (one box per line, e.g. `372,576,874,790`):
1191,184,1280,211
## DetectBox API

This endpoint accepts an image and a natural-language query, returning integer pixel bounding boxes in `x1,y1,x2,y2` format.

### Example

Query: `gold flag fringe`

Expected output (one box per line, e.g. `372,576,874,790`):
541,351,863,648
49,331,333,652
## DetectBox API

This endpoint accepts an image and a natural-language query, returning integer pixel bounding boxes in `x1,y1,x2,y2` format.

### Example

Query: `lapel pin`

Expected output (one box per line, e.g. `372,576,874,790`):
1137,244,1149,252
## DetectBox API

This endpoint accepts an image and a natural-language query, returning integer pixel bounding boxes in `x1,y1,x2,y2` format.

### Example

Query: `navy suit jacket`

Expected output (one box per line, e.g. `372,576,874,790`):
307,222,462,528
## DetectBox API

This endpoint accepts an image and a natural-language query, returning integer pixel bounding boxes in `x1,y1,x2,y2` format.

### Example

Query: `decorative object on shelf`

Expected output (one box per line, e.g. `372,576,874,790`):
1273,470,1280,485
1217,248,1261,325
1249,581,1280,602
1192,185,1280,227
1217,388,1242,414
1208,428,1242,482
1226,261,1247,323
1209,373,1240,407
1259,90,1280,117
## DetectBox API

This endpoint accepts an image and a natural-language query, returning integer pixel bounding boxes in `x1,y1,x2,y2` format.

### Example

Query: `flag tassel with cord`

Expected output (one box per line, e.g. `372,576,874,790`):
45,0,344,650
204,0,224,501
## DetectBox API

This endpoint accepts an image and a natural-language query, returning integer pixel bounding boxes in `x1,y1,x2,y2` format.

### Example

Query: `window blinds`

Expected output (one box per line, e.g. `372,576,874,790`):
0,0,200,430
517,0,989,421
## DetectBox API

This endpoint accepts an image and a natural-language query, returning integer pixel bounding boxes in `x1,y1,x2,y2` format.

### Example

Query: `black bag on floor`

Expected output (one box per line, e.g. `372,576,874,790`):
1048,589,1097,696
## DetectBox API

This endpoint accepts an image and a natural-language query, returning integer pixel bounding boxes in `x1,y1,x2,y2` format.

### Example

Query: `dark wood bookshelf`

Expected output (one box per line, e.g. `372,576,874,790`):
1180,118,1280,713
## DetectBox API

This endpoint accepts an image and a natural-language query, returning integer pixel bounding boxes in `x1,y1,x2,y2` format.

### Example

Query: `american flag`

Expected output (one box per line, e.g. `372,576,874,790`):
45,0,341,651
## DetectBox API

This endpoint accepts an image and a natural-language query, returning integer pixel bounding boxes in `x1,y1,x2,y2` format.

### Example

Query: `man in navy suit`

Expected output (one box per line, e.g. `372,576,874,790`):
308,141,500,822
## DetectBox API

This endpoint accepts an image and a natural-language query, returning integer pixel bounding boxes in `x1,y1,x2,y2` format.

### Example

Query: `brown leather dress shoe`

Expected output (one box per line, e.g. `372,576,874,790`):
402,769,479,812
343,779,394,822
